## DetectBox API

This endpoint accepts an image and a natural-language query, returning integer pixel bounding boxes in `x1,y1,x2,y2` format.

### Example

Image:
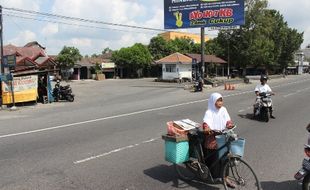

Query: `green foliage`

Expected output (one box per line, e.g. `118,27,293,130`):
102,47,113,54
205,39,225,56
56,46,82,69
167,37,195,54
148,35,224,61
93,63,102,74
148,36,172,60
148,36,200,60
216,0,303,74
278,28,303,68
91,54,98,58
112,43,152,73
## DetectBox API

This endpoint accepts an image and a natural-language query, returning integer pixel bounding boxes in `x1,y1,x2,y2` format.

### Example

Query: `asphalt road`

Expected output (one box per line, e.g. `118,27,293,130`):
0,74,310,190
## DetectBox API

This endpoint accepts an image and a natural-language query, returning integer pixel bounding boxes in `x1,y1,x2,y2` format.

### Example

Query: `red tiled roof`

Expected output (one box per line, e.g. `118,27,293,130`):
155,52,192,64
2,43,55,70
186,54,227,64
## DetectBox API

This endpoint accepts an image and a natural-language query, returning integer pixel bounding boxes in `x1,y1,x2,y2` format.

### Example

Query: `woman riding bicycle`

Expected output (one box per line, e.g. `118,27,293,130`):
202,92,236,188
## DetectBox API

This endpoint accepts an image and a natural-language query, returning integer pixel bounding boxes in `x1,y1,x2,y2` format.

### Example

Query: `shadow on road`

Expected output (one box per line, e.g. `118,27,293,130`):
143,164,220,190
238,113,269,123
260,180,299,190
238,113,255,120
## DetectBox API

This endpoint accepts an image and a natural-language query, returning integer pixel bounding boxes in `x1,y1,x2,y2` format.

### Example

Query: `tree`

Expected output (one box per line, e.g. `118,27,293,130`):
112,43,152,78
56,46,82,69
216,0,303,75
102,47,113,54
148,36,171,60
205,38,225,56
91,54,98,58
167,37,195,54
278,28,304,69
149,35,218,61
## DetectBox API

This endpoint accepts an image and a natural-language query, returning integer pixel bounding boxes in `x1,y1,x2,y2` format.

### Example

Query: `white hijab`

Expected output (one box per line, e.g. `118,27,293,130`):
203,93,231,131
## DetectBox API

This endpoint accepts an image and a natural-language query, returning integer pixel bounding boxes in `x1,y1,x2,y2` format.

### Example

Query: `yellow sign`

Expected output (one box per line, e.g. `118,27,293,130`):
2,75,38,104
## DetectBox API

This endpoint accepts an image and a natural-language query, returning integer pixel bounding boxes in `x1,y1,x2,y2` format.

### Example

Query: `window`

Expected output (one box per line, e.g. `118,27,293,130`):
165,64,176,72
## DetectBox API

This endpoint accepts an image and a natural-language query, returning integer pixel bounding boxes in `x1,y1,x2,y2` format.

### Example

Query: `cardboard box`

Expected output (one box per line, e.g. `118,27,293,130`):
173,119,200,131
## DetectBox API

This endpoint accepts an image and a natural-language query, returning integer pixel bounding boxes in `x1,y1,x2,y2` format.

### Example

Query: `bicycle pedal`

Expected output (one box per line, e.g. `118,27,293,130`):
198,164,210,180
213,178,223,183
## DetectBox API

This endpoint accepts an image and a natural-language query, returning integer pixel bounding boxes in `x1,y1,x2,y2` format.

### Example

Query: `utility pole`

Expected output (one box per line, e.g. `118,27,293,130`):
227,39,230,79
0,5,4,108
201,27,205,78
0,5,4,75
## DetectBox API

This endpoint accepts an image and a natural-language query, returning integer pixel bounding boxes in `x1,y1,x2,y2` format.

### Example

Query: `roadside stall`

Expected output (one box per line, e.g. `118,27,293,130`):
1,71,54,105
1,74,38,105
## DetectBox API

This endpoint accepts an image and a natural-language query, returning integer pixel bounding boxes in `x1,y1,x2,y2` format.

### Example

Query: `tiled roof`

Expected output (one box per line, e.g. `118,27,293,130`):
155,52,192,64
76,59,95,67
24,41,46,49
35,57,56,67
186,54,227,64
3,43,55,70
101,52,113,59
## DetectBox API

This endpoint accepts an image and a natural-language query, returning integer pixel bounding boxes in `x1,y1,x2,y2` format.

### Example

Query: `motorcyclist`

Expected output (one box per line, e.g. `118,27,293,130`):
254,75,275,119
55,80,60,89
53,80,61,100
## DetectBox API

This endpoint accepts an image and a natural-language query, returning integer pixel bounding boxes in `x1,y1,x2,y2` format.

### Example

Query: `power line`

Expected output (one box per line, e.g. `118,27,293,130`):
2,7,167,32
3,13,159,35
5,14,25,32
2,6,218,37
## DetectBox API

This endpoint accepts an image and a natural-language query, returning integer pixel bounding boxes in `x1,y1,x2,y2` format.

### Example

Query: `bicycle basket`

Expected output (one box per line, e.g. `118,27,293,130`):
230,138,245,157
162,135,189,164
215,135,228,158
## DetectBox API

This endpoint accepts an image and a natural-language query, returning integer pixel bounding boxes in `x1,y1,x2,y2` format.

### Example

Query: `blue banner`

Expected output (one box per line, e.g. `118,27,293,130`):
164,0,245,29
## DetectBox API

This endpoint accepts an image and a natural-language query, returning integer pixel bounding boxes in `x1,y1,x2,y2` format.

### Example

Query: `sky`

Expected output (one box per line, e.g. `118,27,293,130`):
0,0,309,56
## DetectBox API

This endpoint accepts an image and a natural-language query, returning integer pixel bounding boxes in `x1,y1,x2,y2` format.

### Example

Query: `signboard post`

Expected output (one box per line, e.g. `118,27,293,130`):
9,74,16,110
2,55,17,109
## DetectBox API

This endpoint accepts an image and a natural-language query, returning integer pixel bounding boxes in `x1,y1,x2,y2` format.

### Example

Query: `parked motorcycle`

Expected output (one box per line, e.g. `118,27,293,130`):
53,81,75,102
294,145,310,190
253,92,272,122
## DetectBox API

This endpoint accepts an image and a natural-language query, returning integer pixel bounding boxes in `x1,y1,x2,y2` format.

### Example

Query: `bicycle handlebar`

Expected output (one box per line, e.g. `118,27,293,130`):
212,125,237,134
223,125,237,134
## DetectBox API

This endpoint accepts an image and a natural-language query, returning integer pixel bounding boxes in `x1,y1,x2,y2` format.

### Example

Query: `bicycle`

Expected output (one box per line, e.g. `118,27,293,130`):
174,126,261,190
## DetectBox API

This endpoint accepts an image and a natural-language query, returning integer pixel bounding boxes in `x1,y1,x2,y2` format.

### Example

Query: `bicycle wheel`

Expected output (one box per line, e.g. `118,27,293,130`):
222,157,260,190
302,174,310,190
174,145,202,181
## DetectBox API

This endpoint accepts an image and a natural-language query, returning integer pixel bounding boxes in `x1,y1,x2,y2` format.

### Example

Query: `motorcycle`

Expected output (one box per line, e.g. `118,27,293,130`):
53,82,75,102
194,80,203,92
253,92,272,122
294,145,310,190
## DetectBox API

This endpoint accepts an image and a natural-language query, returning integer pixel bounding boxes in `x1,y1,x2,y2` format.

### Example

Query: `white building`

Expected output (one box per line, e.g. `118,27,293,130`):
156,52,193,81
